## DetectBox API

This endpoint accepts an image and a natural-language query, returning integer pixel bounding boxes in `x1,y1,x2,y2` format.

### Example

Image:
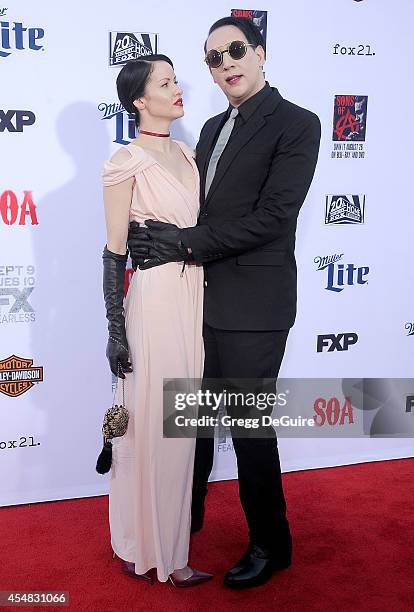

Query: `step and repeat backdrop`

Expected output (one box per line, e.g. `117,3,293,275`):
1,0,413,506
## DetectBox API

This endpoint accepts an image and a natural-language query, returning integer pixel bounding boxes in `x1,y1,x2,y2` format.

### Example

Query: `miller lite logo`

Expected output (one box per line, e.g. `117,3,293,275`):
109,32,159,67
0,11,45,58
314,253,369,292
0,355,44,397
325,195,365,225
98,101,135,145
405,322,414,337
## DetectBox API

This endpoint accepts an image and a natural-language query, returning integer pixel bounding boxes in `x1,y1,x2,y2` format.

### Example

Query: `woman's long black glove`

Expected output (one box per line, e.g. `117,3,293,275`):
102,246,132,379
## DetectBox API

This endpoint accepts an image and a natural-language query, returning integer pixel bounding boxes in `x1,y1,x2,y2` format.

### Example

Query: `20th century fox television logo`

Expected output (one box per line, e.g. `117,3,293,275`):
325,195,365,225
109,32,159,67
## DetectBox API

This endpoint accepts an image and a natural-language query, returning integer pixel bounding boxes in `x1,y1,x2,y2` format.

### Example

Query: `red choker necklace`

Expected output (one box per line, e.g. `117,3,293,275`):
140,129,170,138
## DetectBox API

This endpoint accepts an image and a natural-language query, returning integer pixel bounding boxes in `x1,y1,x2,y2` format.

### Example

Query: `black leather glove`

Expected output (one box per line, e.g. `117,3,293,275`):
102,246,133,379
133,220,192,270
127,222,151,270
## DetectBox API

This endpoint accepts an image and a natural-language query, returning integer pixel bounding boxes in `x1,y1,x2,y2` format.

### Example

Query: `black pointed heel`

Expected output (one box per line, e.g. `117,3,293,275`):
112,549,156,584
168,568,213,588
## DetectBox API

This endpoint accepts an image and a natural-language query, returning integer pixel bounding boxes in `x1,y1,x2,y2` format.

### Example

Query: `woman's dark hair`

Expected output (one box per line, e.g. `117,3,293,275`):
204,16,265,54
116,54,174,127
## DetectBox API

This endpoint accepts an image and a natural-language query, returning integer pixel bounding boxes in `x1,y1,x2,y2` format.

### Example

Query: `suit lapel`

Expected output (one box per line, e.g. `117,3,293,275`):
204,88,284,206
205,115,265,204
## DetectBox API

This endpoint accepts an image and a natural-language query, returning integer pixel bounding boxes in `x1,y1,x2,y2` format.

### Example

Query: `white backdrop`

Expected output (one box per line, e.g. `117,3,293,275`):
1,0,413,506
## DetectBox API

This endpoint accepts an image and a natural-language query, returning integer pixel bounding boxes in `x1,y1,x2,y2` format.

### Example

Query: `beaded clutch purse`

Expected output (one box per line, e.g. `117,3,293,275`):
96,366,129,474
102,377,129,440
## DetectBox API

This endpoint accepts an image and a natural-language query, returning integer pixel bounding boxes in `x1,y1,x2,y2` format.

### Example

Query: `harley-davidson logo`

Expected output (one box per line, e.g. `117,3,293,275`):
0,355,44,397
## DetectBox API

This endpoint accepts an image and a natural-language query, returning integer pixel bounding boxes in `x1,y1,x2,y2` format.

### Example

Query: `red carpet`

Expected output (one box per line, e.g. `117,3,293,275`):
1,458,413,612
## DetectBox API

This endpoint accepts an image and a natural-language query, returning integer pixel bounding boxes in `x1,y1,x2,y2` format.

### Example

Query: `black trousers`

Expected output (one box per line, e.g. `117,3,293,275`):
192,321,291,552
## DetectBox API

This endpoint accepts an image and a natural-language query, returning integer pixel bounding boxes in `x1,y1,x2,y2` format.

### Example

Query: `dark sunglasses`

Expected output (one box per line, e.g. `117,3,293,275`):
204,40,255,68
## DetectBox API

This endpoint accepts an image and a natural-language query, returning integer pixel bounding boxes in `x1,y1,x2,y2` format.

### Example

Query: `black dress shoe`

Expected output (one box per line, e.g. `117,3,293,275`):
223,544,291,589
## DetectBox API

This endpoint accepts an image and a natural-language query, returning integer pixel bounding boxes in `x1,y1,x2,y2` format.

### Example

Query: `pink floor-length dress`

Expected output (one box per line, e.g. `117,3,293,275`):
102,141,204,582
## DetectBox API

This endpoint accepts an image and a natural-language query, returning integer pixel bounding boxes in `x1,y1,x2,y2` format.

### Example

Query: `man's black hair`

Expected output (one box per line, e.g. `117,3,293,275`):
204,16,265,54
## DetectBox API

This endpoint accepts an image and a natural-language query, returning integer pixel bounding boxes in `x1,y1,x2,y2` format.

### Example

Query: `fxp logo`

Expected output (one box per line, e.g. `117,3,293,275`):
317,333,358,353
314,253,369,292
0,11,45,58
0,110,35,132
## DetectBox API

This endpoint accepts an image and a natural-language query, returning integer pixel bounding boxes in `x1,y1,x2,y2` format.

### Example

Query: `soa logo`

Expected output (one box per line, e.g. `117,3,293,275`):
0,191,39,225
313,397,354,426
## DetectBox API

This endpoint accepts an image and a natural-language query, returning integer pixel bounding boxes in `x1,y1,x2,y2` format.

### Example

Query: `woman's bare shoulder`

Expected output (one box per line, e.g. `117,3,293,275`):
109,146,134,166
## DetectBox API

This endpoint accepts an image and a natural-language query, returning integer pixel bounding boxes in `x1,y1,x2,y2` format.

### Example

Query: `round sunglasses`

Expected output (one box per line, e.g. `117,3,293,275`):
204,40,255,68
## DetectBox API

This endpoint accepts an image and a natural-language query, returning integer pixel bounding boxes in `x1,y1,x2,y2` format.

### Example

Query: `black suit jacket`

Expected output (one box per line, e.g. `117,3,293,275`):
181,87,321,331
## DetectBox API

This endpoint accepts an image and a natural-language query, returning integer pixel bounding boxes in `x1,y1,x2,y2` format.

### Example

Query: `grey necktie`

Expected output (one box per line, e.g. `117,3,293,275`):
205,107,238,197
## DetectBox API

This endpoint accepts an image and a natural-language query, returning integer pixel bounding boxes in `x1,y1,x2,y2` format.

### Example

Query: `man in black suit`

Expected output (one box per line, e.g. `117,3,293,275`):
127,16,321,588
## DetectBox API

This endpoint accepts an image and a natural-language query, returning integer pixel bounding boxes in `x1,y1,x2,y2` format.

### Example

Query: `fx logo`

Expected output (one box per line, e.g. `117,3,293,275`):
317,333,358,353
406,396,414,413
0,288,34,313
0,110,35,132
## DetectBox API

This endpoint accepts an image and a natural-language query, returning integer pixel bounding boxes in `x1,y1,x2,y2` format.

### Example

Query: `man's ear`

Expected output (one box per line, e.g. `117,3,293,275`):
255,44,266,67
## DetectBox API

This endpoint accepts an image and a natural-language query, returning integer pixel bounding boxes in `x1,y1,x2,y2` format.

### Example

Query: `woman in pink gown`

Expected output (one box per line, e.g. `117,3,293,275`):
101,55,211,587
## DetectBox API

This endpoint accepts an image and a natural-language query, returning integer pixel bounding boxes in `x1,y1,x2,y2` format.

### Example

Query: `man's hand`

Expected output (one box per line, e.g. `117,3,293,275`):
128,220,191,271
127,222,151,270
